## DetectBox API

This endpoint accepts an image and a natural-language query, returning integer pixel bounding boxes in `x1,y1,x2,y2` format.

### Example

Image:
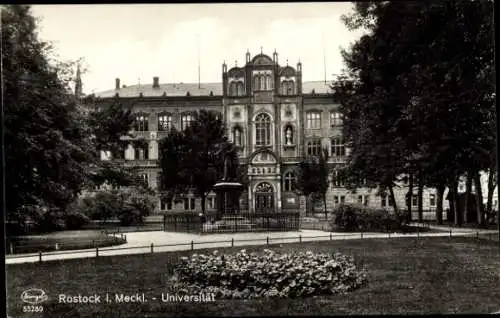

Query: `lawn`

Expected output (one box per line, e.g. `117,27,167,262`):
6,237,500,317
6,230,126,254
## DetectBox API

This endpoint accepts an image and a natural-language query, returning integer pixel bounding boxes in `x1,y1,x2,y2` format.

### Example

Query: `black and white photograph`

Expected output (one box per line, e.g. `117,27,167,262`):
3,2,498,316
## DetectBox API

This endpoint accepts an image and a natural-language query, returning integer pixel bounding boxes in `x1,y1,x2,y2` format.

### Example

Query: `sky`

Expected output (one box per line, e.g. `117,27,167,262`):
31,3,366,94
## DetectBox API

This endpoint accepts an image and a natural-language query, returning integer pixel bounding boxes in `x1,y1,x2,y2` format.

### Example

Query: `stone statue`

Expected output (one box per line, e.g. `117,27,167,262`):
286,127,293,145
223,155,233,181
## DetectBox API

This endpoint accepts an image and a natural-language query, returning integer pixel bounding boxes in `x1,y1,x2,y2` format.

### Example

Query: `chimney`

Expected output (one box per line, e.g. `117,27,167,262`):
153,77,160,88
115,78,120,90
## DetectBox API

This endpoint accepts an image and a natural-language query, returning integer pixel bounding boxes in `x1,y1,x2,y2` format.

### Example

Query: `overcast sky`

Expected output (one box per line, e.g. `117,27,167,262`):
31,3,366,94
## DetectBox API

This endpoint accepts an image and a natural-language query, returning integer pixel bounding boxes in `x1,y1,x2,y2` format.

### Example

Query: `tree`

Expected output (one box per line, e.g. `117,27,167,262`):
158,110,241,215
296,148,330,219
2,5,142,233
334,1,495,226
3,5,94,219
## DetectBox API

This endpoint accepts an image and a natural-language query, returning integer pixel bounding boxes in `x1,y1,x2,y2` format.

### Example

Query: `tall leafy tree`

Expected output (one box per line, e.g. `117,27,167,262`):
158,110,242,215
2,5,143,231
296,148,331,219
334,1,495,225
3,5,94,220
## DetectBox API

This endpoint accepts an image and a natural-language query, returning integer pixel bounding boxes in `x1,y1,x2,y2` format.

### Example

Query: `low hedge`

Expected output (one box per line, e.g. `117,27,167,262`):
171,249,367,299
331,204,407,233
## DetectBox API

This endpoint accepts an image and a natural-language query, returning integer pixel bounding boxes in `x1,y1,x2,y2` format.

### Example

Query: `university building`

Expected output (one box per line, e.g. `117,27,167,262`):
83,50,442,217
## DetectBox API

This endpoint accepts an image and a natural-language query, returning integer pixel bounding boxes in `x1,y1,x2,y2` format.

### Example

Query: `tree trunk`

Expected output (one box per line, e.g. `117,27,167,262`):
436,183,445,225
486,167,496,215
389,184,398,214
406,172,414,223
464,172,473,224
323,194,328,220
450,180,460,226
200,194,206,215
473,172,484,225
417,173,424,222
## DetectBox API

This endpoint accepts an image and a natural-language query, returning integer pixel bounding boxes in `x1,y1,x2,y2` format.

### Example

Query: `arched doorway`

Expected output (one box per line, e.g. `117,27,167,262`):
255,182,274,213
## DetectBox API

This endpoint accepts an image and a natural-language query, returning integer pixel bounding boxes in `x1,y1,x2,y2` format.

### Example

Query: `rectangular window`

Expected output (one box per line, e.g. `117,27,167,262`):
388,195,394,207
181,114,194,130
334,196,339,205
158,114,172,131
412,195,418,207
330,112,343,127
307,139,322,156
140,173,149,187
340,196,345,204
160,198,172,211
333,170,345,187
331,138,346,157
306,112,321,129
358,195,363,204
135,114,149,131
381,195,387,207
363,195,369,206
429,194,436,207
190,198,195,210
135,147,149,160
207,197,215,209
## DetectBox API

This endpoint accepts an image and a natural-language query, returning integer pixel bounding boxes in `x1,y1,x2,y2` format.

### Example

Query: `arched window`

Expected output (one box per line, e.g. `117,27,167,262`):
266,75,273,90
287,81,295,95
262,75,267,90
158,113,172,131
255,113,271,146
283,171,296,192
253,75,259,91
135,114,149,131
233,126,243,146
181,113,194,130
229,82,236,96
284,125,294,145
306,139,322,156
236,82,245,96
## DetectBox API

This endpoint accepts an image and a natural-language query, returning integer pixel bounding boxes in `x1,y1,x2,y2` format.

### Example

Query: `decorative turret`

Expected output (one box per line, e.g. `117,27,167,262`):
246,49,250,64
273,49,278,64
74,64,83,98
297,60,302,95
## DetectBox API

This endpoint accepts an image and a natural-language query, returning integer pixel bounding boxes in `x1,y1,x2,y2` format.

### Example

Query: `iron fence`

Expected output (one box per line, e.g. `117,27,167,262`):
6,229,498,264
163,212,301,233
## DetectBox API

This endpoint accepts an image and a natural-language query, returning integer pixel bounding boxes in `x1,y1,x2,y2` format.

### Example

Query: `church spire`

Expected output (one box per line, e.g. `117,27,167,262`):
74,63,83,98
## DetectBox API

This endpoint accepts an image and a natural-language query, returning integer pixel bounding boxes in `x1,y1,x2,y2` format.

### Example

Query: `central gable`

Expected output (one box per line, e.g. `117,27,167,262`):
250,149,277,165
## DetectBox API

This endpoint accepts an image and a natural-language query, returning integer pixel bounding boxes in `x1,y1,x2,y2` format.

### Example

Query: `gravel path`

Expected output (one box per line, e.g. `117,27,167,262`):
6,225,498,264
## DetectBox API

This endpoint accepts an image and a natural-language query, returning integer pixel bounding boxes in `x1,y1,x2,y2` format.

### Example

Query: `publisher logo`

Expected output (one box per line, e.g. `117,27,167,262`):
21,289,48,305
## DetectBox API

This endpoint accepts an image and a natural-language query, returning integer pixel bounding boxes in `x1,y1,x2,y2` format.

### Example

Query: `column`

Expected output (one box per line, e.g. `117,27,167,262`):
248,179,253,213
276,176,282,212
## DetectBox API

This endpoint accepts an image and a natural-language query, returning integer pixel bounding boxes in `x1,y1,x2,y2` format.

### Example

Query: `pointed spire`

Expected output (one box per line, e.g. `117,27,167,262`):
260,46,263,54
74,63,83,98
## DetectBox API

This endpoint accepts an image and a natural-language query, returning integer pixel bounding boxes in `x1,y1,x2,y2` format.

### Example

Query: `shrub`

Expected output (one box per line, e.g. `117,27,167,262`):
171,249,367,299
331,204,404,232
65,212,90,230
116,188,156,226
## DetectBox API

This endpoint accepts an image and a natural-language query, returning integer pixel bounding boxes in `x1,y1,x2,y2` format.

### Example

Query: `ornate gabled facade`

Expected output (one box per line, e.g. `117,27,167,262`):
84,50,444,217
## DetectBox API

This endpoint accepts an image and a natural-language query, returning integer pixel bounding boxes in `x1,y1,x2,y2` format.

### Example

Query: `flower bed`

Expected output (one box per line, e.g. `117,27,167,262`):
171,249,367,299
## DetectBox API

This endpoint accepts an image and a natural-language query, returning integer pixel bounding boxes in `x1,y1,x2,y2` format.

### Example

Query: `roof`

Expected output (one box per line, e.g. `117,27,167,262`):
302,81,333,94
95,82,222,98
251,53,274,65
94,80,333,98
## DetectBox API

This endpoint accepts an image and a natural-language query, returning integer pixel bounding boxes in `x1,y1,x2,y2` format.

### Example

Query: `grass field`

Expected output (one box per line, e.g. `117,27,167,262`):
6,230,126,254
6,237,500,317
